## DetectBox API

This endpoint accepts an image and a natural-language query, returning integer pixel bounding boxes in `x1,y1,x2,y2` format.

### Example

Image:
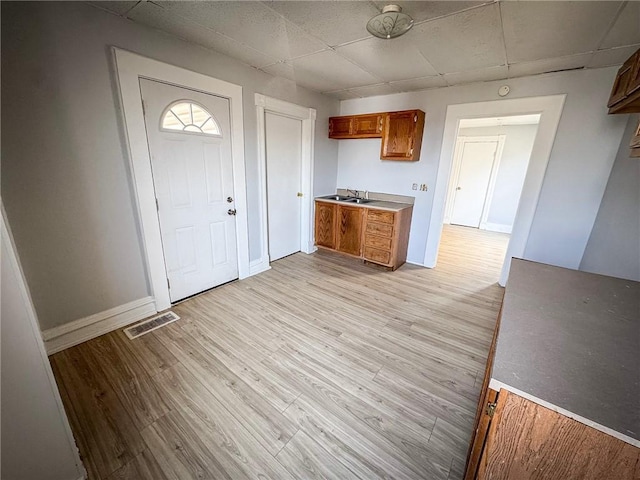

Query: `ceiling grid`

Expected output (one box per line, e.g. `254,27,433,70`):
88,0,640,99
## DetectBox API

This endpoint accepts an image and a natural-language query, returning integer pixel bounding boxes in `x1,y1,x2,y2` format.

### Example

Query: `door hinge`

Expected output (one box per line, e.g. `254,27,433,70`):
167,278,171,290
141,99,146,116
486,401,497,418
414,114,418,122
155,198,159,211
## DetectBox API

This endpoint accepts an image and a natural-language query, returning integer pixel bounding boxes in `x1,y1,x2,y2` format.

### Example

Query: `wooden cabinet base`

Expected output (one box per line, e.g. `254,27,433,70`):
314,200,413,270
471,389,640,480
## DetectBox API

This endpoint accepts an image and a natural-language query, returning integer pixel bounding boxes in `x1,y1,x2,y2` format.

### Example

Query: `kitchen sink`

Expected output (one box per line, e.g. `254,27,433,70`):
345,198,372,204
319,195,352,201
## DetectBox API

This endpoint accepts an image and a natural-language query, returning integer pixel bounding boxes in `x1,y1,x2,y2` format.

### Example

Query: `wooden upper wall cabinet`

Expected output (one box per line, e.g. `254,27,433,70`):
328,113,383,139
328,109,426,161
608,47,640,114
380,110,425,161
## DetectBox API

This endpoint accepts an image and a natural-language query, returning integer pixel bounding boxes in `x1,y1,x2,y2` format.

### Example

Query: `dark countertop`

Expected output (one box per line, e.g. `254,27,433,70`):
491,259,639,445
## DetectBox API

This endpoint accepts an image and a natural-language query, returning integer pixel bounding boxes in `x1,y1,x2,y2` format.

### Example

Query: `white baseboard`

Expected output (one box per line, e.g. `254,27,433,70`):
42,296,157,355
481,222,513,234
249,257,271,276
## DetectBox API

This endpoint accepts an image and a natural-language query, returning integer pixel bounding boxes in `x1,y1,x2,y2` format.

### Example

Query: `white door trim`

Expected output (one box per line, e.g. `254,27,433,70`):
113,48,250,311
424,95,566,286
443,135,506,228
255,93,316,271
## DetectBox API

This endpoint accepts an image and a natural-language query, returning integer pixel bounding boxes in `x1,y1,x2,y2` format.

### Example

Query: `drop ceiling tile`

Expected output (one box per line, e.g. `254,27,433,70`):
388,75,447,92
260,62,297,82
411,3,505,74
88,1,139,16
290,50,380,90
444,65,508,86
588,45,640,68
501,1,622,64
157,1,327,61
508,53,592,79
324,90,363,100
266,1,380,46
336,34,438,82
600,2,640,49
372,1,489,24
347,83,398,98
128,2,279,67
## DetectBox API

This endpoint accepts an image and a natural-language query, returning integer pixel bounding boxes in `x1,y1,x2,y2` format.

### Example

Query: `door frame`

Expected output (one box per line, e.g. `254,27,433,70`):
254,93,316,272
113,48,250,311
444,135,506,229
424,95,566,286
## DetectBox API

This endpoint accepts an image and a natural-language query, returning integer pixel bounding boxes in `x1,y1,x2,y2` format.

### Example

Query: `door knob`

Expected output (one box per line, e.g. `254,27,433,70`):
456,187,462,190
227,209,237,216
227,196,234,203
297,192,303,197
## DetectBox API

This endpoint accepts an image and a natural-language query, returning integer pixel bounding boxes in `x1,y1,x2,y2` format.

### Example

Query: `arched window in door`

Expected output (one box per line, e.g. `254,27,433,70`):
161,101,221,136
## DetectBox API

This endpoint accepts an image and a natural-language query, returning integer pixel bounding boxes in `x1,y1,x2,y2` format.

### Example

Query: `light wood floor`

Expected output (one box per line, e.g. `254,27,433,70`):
51,225,510,480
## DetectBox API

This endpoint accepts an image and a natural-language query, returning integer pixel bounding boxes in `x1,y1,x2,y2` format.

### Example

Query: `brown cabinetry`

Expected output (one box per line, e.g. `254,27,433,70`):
466,388,640,480
607,47,640,114
328,109,425,161
336,205,364,256
630,119,640,158
314,200,413,270
328,113,383,139
380,110,426,161
315,202,337,249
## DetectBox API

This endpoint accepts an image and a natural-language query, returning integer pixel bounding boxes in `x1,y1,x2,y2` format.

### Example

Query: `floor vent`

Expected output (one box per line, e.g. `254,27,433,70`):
124,311,179,339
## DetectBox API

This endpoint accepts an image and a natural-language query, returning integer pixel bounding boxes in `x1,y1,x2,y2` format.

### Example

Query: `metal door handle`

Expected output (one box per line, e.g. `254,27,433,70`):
228,209,237,216
227,196,234,203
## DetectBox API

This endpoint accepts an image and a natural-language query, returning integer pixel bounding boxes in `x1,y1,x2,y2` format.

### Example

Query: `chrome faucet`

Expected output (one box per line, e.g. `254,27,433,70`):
347,188,360,198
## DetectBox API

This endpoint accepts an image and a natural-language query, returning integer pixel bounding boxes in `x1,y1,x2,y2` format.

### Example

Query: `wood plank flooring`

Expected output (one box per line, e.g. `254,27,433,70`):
51,225,509,480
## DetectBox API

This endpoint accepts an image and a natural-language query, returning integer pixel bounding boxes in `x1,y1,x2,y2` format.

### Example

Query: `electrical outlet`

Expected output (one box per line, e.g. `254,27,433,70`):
420,184,428,191
412,183,418,190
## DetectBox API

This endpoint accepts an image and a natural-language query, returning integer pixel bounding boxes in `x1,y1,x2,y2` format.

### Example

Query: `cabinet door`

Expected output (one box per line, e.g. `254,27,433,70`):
328,116,353,138
476,390,640,480
353,114,384,138
607,57,635,107
626,51,640,96
381,110,425,161
315,202,336,249
336,205,363,256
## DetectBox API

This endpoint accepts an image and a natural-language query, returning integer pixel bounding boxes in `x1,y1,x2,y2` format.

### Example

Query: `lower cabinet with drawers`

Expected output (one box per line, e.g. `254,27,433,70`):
314,200,413,270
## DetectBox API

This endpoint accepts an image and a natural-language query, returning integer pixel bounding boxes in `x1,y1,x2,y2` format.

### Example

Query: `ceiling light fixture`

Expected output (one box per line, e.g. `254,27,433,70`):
367,5,414,39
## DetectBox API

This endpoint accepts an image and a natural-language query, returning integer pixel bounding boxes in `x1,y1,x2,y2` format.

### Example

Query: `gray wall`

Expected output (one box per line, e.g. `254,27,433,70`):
457,124,539,230
1,210,85,480
1,2,340,330
337,67,627,268
580,115,640,281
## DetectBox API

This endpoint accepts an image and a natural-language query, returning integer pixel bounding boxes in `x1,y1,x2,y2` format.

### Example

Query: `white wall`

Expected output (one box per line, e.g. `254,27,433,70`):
1,2,340,330
337,67,627,268
1,207,85,480
580,115,640,281
457,124,539,231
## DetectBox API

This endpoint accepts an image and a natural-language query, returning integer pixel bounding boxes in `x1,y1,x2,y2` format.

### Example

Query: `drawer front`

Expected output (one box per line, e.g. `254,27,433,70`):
364,247,391,265
365,234,392,251
366,222,393,237
367,209,395,225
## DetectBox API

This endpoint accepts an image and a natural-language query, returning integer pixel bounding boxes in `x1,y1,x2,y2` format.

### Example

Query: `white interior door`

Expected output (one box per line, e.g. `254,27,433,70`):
140,78,238,302
450,139,499,227
265,112,302,261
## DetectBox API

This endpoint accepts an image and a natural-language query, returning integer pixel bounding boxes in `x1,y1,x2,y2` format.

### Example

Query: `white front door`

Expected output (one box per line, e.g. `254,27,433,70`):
265,112,302,261
140,79,238,302
450,139,499,228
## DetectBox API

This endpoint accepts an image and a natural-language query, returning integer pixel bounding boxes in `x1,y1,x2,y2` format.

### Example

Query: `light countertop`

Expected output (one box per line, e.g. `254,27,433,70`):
314,197,413,212
490,259,639,446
